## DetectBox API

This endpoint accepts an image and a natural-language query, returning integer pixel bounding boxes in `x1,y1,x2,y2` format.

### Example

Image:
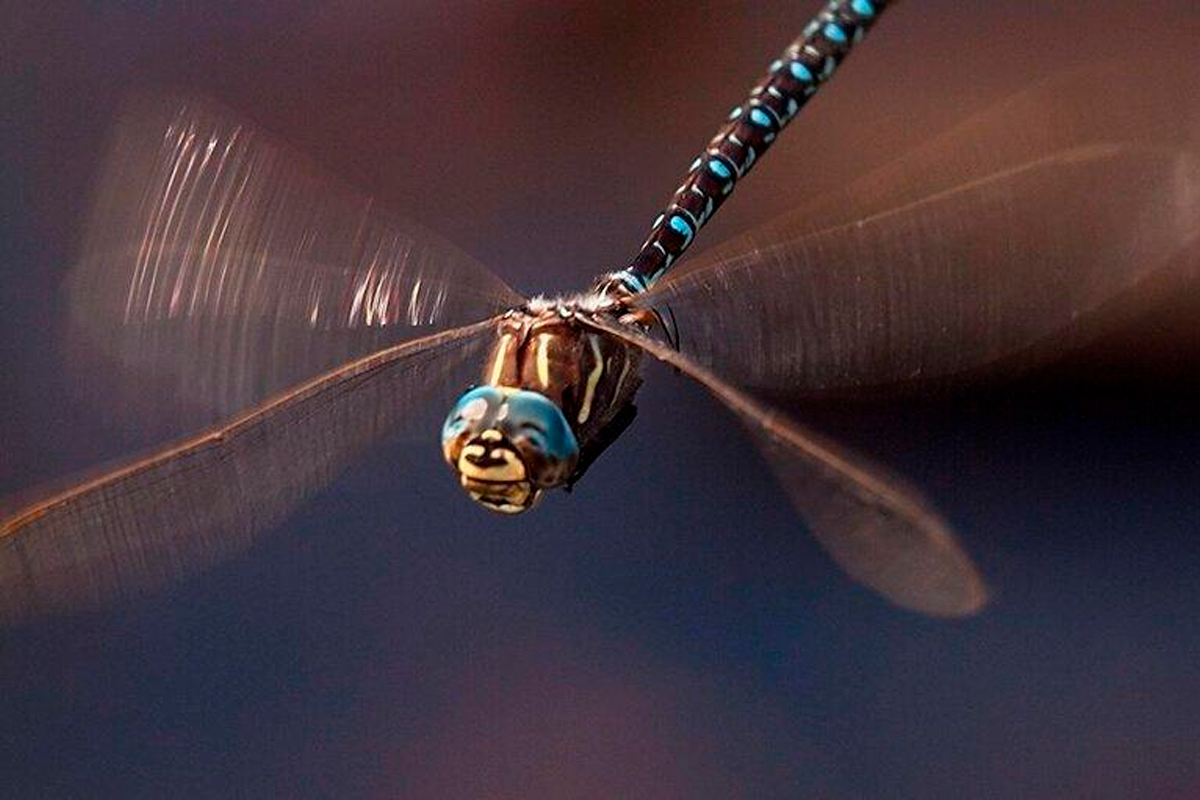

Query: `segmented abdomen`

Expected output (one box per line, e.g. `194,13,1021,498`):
611,0,892,294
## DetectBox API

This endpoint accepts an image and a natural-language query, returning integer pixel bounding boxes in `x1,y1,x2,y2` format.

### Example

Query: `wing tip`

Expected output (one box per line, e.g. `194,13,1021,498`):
893,557,990,619
920,578,990,619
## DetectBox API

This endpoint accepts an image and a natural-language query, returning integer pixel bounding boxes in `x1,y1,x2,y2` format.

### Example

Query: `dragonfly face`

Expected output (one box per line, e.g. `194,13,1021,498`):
441,385,579,514
443,303,646,513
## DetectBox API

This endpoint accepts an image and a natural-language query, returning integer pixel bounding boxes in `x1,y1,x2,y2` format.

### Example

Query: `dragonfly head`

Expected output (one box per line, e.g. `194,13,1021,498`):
441,386,579,514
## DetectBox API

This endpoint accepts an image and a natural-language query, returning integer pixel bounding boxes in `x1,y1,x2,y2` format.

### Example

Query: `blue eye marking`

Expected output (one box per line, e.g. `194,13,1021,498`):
441,385,503,444
504,390,579,462
442,386,577,465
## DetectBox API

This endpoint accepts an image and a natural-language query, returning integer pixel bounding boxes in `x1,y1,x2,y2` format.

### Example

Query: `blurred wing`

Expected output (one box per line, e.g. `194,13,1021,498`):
0,318,498,623
582,316,985,617
635,63,1200,393
70,96,523,429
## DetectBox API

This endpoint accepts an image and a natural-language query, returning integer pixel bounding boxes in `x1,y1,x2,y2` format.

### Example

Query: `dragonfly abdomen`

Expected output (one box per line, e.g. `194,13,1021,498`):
605,0,892,296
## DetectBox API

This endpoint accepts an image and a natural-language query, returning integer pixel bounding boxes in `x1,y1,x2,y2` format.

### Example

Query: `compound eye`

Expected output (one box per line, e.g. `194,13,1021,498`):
442,387,502,446
516,421,547,451
458,396,489,425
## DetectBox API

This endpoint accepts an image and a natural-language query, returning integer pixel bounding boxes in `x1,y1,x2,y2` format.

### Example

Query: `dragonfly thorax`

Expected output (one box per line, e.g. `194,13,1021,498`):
441,305,642,513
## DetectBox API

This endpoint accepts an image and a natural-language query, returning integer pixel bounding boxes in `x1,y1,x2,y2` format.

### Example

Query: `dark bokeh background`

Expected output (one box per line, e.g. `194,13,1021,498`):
3,2,1200,797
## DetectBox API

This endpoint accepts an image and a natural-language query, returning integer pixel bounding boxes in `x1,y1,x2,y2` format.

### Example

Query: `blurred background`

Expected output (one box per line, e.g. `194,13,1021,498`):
2,1,1199,797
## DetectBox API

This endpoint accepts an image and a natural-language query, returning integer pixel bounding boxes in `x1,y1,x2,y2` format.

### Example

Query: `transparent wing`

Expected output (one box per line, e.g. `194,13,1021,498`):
635,62,1200,394
582,315,986,617
0,318,498,623
69,96,523,430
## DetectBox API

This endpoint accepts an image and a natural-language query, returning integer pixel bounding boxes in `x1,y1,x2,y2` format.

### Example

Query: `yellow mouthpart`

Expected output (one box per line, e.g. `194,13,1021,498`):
456,441,537,513
457,445,527,483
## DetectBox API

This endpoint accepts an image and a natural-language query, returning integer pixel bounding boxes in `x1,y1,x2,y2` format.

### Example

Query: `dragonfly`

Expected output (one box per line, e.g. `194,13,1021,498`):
2,0,1198,622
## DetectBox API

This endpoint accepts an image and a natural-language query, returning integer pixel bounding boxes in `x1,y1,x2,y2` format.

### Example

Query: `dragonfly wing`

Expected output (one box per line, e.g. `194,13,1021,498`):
583,316,986,617
634,62,1200,394
70,96,523,431
0,318,498,623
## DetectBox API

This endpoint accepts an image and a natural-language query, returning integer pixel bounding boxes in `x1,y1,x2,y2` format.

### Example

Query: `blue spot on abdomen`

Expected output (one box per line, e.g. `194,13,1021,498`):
823,23,848,43
668,214,695,242
852,0,876,17
789,62,814,82
707,158,732,180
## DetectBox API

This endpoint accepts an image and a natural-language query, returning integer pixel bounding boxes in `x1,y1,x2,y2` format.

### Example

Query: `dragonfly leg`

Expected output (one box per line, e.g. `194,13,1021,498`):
617,307,659,328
